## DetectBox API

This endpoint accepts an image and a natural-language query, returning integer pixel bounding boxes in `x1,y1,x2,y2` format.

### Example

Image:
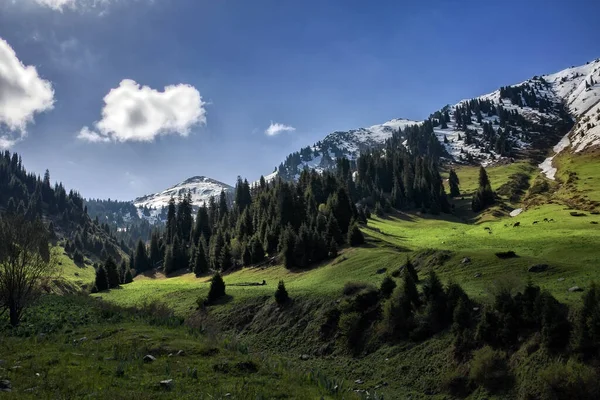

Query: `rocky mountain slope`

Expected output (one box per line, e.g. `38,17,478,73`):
274,58,600,181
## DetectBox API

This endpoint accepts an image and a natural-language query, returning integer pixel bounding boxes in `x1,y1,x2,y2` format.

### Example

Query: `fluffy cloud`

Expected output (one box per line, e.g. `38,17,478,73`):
78,79,206,143
265,121,295,136
0,37,55,148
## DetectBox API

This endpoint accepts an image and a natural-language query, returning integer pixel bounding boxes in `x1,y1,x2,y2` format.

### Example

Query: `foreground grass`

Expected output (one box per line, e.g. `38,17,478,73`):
0,296,351,399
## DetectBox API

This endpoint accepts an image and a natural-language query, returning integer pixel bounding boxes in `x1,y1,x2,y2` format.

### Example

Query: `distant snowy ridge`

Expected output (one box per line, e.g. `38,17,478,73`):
133,176,233,212
275,118,420,180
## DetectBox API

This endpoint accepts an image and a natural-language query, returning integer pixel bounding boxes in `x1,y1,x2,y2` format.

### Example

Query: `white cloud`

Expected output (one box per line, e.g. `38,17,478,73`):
265,121,295,136
34,0,77,11
78,79,206,143
0,37,55,148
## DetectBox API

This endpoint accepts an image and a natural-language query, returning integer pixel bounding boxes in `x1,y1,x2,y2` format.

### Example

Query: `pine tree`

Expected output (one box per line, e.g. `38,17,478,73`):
448,169,460,197
93,264,109,292
134,240,149,273
281,226,297,269
328,238,338,258
124,268,133,284
250,236,265,263
348,222,365,247
119,260,128,283
471,167,495,212
149,232,161,268
166,197,177,243
219,243,233,271
105,257,120,288
274,280,289,305
163,245,175,275
193,242,209,277
207,272,226,303
326,215,343,245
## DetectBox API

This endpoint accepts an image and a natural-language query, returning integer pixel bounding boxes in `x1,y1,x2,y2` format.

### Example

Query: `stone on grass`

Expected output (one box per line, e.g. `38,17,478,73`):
569,286,583,292
0,380,11,392
159,379,173,390
299,354,310,361
461,257,471,264
143,354,156,363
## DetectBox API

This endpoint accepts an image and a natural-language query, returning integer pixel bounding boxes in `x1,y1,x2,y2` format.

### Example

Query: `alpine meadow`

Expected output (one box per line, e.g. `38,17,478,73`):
1,1,600,399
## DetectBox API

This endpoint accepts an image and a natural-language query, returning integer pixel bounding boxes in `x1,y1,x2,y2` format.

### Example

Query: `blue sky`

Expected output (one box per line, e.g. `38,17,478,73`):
0,0,598,200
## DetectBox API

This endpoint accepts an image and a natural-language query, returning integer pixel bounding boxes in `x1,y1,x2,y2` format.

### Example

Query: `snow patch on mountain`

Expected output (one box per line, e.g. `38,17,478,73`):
133,176,233,213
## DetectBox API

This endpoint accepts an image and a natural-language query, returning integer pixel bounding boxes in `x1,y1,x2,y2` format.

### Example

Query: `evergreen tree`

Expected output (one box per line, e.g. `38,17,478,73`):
219,243,233,271
193,242,209,277
134,240,149,273
105,257,120,288
274,280,290,305
149,232,161,268
328,238,338,258
348,222,365,247
93,264,109,292
207,272,226,303
448,169,460,197
163,245,175,275
165,197,177,243
471,167,495,212
326,215,343,245
250,236,265,263
281,226,297,268
124,268,133,284
193,204,212,244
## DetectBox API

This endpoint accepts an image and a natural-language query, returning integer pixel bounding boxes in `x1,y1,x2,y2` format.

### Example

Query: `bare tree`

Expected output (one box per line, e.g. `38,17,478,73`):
0,215,57,326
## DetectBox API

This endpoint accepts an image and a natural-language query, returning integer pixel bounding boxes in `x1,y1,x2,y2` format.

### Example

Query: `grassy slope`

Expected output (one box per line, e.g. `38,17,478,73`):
34,153,600,398
0,297,347,399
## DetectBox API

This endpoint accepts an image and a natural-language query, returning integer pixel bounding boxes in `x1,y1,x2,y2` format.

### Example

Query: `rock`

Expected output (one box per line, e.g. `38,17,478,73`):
143,355,156,363
461,257,471,264
557,278,565,282
569,286,583,292
376,268,387,274
473,307,480,312
528,264,549,273
0,380,11,392
474,273,482,278
159,379,173,390
355,379,364,385
176,350,185,357
73,337,87,344
224,393,231,397
299,354,310,361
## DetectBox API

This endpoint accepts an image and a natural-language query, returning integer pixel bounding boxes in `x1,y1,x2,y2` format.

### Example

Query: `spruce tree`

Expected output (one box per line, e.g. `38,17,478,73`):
105,257,120,288
207,272,226,303
448,169,460,197
134,240,149,273
93,264,109,292
163,245,175,275
348,222,365,247
219,243,233,271
471,167,495,212
274,280,289,305
328,238,338,258
193,242,209,277
124,268,133,284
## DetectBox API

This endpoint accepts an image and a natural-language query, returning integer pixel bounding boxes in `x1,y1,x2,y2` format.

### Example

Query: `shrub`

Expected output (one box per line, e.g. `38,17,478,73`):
206,273,226,304
469,346,512,393
570,211,586,217
338,311,363,352
274,280,289,305
380,276,396,299
539,360,600,400
495,250,517,259
342,281,368,296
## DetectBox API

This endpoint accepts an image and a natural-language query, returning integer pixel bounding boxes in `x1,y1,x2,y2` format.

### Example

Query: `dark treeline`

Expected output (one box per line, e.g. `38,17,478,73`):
0,151,128,264
85,198,156,248
120,133,455,283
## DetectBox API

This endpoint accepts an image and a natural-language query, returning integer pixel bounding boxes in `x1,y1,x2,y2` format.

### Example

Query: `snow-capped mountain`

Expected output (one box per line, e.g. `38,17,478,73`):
133,176,233,213
273,58,600,181
276,118,420,180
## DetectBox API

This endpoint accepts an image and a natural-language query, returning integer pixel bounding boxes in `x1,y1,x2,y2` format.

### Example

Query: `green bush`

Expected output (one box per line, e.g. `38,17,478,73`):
539,359,600,400
274,280,289,305
338,311,363,352
206,272,226,304
469,346,512,393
